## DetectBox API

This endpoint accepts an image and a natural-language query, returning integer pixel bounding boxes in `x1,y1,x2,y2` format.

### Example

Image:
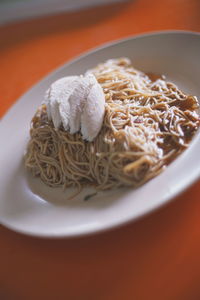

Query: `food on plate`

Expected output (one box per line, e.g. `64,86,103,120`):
25,58,200,192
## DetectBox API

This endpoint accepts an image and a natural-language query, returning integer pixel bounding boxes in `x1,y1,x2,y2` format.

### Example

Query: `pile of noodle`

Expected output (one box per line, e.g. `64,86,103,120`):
25,58,200,192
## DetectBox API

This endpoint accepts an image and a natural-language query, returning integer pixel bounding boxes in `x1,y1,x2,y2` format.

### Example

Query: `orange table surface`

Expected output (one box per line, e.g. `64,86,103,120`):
0,1,200,299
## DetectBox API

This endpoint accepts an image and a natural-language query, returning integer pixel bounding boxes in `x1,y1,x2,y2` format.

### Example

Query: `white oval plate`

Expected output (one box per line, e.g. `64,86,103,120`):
0,31,200,238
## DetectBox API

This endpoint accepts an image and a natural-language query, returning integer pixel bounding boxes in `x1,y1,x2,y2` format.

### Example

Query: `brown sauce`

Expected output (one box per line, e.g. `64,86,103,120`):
145,72,165,82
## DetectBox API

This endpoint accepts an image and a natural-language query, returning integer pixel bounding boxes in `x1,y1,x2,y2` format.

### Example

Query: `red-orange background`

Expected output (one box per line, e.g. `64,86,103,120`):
0,1,200,299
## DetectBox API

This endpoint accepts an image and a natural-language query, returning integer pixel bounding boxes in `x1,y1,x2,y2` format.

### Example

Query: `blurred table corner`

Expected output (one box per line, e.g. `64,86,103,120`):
0,0,129,25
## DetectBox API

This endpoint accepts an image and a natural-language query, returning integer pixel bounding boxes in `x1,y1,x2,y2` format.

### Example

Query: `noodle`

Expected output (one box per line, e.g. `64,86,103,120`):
25,58,200,191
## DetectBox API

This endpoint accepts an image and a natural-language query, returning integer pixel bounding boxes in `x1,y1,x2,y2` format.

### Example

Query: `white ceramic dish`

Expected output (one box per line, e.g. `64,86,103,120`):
0,31,200,238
